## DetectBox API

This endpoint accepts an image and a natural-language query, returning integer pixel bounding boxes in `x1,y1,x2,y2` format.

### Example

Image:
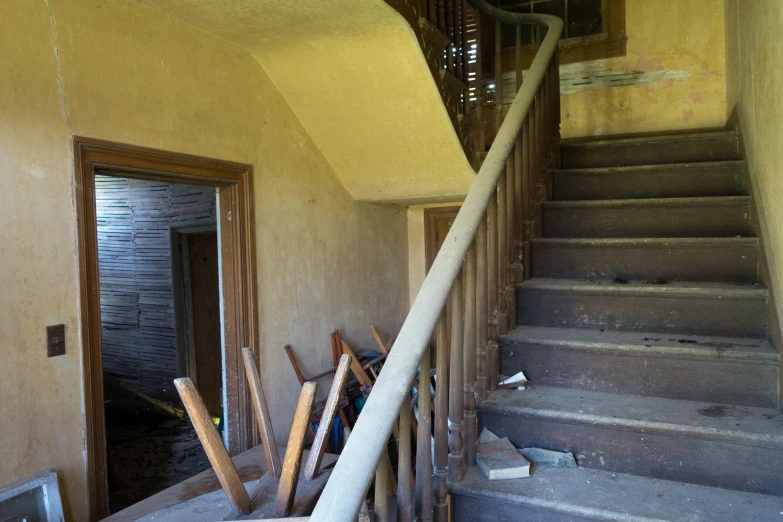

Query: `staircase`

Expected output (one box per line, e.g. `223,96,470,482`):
450,130,783,520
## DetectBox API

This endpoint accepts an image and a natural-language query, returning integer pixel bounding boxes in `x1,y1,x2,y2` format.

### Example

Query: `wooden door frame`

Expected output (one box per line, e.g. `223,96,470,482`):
74,137,259,521
424,206,461,272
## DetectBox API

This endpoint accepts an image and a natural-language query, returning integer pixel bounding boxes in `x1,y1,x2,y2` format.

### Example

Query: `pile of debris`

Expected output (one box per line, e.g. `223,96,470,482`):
476,427,577,481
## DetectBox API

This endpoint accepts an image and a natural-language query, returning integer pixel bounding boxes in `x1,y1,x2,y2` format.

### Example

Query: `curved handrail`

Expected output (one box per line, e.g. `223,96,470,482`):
311,4,563,520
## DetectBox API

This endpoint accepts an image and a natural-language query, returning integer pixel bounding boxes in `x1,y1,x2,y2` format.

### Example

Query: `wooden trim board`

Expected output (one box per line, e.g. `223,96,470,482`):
727,104,783,411
73,137,260,520
424,206,461,273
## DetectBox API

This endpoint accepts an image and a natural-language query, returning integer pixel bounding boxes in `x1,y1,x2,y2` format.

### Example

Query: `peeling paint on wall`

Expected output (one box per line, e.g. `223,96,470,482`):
486,61,692,104
558,62,692,96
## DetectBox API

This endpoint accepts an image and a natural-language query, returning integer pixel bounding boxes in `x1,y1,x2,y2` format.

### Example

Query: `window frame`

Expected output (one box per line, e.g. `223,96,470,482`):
494,0,626,70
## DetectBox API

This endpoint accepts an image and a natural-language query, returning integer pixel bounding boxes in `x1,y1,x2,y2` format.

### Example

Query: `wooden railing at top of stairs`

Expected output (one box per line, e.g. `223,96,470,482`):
311,2,563,520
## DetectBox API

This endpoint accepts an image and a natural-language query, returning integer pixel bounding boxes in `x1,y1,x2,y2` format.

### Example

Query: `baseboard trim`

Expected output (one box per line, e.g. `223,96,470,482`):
728,103,783,411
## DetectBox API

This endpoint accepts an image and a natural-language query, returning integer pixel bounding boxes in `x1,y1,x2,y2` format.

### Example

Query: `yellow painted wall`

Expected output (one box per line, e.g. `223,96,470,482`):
724,0,783,331
1,0,407,519
561,0,727,138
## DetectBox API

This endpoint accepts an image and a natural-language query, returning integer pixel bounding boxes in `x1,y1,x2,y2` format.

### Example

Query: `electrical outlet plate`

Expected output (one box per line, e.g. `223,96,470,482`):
47,324,65,357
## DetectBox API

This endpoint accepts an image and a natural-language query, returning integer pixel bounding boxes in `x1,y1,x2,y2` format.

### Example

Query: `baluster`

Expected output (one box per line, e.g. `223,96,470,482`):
542,71,549,156
461,0,469,115
455,0,464,80
492,171,507,392
515,24,525,283
538,83,547,208
446,0,455,73
433,313,450,522
448,272,465,482
506,152,517,332
515,25,523,91
475,11,485,153
375,452,390,522
546,63,554,200
475,213,488,413
555,51,561,148
496,169,508,338
494,20,503,132
522,114,532,280
397,401,413,522
438,0,446,33
486,190,500,399
463,241,477,467
415,346,433,522
542,70,551,202
534,91,544,237
428,0,437,25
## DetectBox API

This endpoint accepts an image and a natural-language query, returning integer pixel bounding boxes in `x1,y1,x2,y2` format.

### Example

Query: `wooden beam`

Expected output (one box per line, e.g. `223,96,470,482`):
284,345,307,386
341,341,374,388
241,347,282,479
174,378,250,514
305,355,351,479
371,326,390,355
275,382,317,517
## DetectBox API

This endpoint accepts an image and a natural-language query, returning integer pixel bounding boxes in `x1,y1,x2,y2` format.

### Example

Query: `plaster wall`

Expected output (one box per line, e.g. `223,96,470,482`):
724,0,783,341
561,0,728,138
0,0,408,519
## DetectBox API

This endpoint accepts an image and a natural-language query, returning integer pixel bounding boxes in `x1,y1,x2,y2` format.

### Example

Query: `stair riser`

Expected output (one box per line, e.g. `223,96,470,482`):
478,412,783,496
553,165,745,200
561,135,740,169
452,496,594,522
499,342,779,408
531,242,759,283
516,290,767,338
542,203,751,238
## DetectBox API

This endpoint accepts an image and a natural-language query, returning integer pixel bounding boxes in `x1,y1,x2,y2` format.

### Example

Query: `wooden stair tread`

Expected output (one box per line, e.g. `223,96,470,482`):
449,465,783,521
552,160,746,176
479,386,783,447
517,278,767,299
502,325,779,364
542,195,750,209
561,129,738,149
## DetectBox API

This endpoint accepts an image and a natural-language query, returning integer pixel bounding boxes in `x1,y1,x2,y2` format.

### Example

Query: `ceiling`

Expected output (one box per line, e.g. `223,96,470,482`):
137,0,475,202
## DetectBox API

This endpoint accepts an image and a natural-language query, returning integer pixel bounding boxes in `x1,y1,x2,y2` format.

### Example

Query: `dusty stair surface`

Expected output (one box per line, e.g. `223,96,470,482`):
450,129,783,520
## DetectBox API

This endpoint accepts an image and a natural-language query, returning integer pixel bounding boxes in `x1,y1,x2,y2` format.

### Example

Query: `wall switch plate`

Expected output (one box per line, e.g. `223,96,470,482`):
47,324,66,357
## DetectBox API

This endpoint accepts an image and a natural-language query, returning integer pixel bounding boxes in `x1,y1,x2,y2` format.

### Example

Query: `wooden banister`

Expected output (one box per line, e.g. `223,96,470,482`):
310,3,563,519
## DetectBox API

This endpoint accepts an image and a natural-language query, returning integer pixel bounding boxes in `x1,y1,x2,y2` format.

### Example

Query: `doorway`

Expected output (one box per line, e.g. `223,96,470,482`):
74,138,259,520
172,226,222,417
424,206,460,357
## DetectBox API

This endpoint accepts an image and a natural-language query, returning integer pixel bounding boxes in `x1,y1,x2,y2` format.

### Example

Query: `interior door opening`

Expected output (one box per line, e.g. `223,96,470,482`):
74,137,259,521
95,176,222,513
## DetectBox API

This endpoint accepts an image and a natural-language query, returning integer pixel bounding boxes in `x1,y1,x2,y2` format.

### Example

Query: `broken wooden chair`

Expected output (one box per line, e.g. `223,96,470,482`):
142,350,351,520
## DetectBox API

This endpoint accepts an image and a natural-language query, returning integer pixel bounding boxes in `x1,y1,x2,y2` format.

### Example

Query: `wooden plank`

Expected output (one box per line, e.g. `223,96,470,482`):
341,341,373,388
241,347,282,479
174,378,250,514
330,331,341,370
284,345,307,386
275,382,317,517
304,355,351,479
370,325,390,355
